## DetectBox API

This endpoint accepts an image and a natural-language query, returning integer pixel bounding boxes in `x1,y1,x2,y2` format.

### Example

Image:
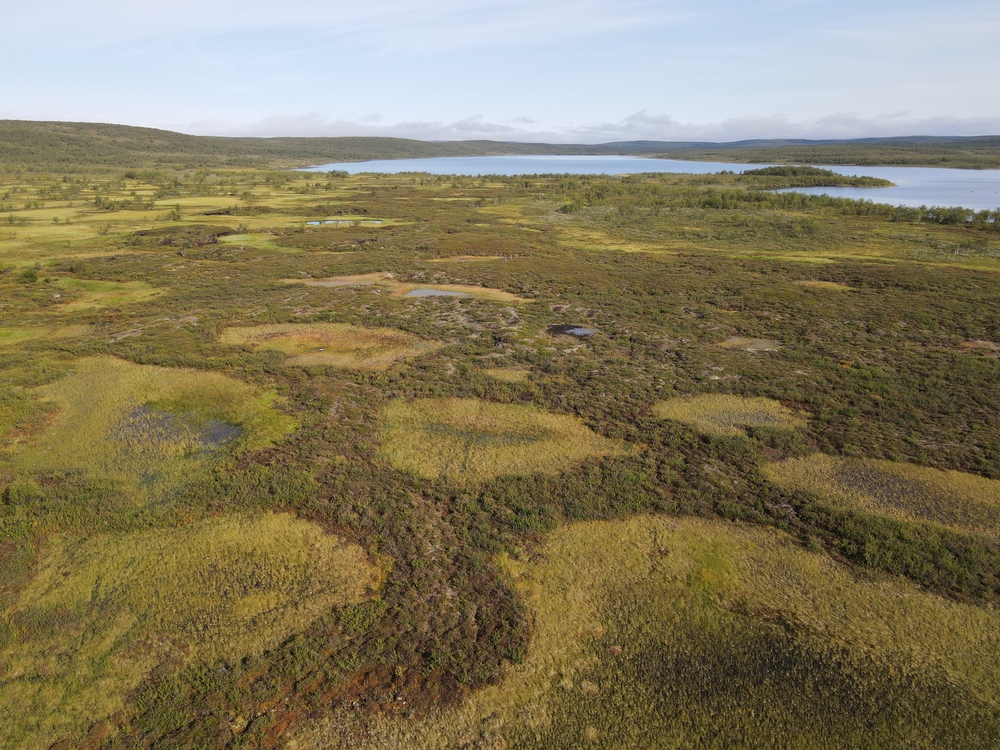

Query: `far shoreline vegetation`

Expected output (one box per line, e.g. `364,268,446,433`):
3,120,1000,171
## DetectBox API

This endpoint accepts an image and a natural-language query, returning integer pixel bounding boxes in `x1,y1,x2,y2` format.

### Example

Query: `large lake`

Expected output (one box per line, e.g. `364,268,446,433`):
301,154,1000,211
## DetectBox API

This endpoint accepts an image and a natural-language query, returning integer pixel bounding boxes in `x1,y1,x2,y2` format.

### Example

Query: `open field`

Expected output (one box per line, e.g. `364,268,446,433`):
653,394,808,437
2,512,382,750
381,398,627,481
1,145,1000,748
768,453,1000,539
221,323,444,369
296,515,1000,749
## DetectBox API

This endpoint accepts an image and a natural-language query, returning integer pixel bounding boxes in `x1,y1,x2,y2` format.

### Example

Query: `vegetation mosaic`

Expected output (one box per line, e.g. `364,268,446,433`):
1,123,999,748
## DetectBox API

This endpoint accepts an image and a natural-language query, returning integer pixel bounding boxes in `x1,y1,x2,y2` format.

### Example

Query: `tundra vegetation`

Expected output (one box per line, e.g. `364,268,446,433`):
1,123,999,748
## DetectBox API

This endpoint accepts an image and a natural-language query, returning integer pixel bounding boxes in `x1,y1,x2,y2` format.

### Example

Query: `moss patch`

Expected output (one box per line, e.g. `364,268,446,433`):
1,512,382,750
380,398,626,482
653,394,807,437
767,453,1000,538
221,323,444,370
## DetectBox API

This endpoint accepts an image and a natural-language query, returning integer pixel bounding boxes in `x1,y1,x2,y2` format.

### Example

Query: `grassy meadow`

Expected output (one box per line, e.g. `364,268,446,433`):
0,137,999,748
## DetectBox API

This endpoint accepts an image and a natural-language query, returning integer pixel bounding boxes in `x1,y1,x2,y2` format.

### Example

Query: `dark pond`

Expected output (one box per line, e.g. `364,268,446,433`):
548,324,597,336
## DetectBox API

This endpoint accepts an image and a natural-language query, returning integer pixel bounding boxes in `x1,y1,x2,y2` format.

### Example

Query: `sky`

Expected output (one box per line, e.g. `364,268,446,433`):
3,0,999,142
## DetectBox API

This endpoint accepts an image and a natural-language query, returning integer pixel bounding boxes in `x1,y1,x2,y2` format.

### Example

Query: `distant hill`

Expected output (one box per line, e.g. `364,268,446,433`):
2,120,999,170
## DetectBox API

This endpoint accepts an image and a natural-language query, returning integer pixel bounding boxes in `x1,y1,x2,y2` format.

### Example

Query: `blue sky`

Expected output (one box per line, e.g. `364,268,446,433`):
4,0,999,141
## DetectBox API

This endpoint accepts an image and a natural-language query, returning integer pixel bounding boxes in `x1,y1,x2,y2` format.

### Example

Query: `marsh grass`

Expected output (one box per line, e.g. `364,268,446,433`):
0,324,90,347
380,398,626,481
11,356,294,501
653,394,807,437
717,336,782,352
295,516,1000,749
483,367,532,384
52,278,163,310
284,274,526,302
1,512,383,750
220,323,444,369
795,280,855,291
767,453,1000,538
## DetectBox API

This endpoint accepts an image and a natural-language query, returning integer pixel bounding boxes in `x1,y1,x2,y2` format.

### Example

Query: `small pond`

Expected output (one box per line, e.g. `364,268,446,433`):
548,324,597,337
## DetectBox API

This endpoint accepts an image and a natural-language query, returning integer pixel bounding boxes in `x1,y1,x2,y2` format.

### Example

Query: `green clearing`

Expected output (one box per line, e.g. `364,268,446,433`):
220,323,444,369
2,512,382,750
768,453,1000,539
381,398,626,481
653,394,808,437
295,515,1000,749
1,137,1000,748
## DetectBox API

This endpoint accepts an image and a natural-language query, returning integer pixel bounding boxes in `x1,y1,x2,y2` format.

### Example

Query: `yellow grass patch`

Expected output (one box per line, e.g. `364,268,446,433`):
2,512,382,750
295,515,1000,749
0,324,90,347
653,394,807,437
795,280,855,291
220,323,443,369
426,255,504,263
380,398,626,481
283,273,525,303
483,367,532,384
766,453,1000,538
53,278,163,310
10,356,294,501
717,336,781,352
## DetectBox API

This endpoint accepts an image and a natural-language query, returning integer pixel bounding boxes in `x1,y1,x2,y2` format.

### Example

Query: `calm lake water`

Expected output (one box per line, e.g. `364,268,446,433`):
301,154,1000,211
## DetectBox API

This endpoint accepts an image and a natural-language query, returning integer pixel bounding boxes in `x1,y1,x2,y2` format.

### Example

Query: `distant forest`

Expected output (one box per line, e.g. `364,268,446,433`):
2,120,1000,171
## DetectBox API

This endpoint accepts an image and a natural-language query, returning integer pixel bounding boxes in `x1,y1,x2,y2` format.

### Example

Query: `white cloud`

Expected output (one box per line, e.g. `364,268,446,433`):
186,110,1000,142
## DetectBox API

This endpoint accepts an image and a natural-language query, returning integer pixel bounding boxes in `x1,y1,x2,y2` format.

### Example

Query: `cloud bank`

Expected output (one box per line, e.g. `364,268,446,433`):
188,111,1000,143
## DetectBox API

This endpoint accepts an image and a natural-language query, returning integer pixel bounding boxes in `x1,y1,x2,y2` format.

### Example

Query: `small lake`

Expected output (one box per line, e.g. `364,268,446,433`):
301,154,1000,211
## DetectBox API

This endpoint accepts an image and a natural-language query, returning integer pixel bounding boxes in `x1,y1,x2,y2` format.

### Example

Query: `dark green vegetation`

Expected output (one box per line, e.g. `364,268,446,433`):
739,165,893,187
2,132,1000,748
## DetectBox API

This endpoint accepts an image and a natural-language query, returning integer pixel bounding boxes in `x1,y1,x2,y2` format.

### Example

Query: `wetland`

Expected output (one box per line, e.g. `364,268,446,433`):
2,130,1000,749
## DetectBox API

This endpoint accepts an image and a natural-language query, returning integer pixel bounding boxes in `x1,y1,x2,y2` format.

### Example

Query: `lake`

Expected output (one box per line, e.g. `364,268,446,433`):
301,154,1000,211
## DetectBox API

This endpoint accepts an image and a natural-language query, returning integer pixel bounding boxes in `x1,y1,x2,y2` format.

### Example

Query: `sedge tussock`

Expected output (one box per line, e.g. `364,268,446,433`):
295,516,1000,749
221,323,443,369
283,274,525,302
53,278,163,310
1,512,382,750
767,453,1000,538
653,394,807,437
795,280,855,291
10,356,294,500
380,398,626,481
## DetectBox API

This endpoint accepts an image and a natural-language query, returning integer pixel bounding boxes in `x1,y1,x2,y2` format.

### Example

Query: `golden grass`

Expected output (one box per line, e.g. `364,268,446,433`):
294,515,1000,749
380,398,626,481
717,336,781,351
221,323,444,370
767,453,1000,538
795,280,855,291
1,512,382,750
653,394,807,437
0,324,90,347
53,278,163,310
283,274,526,303
426,255,504,263
10,356,294,500
483,367,532,384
